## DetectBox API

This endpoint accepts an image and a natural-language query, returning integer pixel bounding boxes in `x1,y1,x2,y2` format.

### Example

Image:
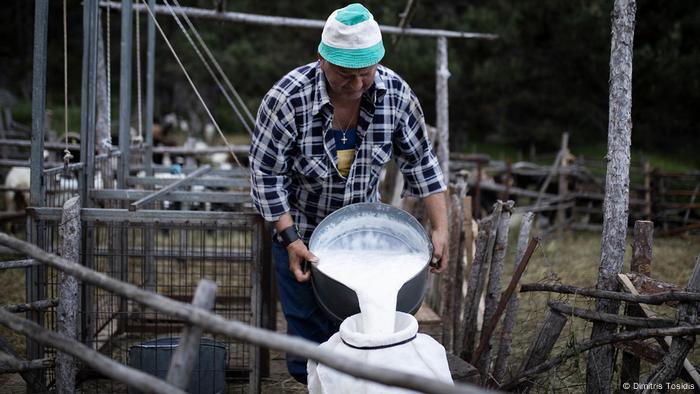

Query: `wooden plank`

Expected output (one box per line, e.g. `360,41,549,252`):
627,273,680,299
0,355,53,374
617,273,700,387
615,340,665,364
104,1,499,40
416,302,443,344
446,352,480,384
517,309,568,393
3,299,58,313
127,175,249,189
91,188,251,204
547,301,675,328
129,165,212,211
0,259,39,270
166,280,217,390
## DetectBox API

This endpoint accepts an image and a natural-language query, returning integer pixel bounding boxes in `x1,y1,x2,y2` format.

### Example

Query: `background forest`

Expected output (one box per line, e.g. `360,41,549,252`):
0,0,698,166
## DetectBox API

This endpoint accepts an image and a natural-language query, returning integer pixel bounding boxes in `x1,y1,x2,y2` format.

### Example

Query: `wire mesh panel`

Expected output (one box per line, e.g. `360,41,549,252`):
31,210,265,393
42,152,120,208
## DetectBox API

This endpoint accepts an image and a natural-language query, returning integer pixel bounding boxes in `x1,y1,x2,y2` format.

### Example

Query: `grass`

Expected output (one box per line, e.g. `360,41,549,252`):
500,227,700,392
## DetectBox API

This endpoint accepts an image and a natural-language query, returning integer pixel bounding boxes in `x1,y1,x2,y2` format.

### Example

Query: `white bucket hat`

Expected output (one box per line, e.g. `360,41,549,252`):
318,3,385,69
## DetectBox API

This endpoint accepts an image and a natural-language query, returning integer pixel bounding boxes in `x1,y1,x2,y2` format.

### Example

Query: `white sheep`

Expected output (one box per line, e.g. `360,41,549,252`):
4,167,30,213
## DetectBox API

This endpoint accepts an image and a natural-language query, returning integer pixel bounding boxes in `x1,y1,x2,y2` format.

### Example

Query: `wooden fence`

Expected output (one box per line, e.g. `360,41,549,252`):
449,133,700,235
0,197,494,394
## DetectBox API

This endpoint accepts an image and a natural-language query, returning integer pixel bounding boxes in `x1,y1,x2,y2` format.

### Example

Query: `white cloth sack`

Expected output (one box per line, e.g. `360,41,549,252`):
308,312,453,394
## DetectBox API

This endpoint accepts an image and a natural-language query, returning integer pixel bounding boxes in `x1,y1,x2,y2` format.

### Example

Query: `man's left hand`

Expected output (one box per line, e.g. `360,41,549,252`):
430,227,449,273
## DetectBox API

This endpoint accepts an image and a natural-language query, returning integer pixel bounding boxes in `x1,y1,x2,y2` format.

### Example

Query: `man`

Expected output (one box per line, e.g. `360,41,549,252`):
249,3,449,384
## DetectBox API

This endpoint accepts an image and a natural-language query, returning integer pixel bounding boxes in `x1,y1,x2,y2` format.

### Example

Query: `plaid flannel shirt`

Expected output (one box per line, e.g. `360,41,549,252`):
250,61,446,243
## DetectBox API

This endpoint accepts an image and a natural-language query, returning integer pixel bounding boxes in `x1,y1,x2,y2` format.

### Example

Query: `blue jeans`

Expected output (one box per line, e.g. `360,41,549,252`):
271,239,338,384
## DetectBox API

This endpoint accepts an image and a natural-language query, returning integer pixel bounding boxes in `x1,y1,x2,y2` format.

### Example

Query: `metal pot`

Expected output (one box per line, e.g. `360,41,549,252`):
308,202,432,323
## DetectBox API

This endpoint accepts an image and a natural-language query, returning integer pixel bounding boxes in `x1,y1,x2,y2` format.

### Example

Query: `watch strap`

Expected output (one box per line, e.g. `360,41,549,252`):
279,225,301,247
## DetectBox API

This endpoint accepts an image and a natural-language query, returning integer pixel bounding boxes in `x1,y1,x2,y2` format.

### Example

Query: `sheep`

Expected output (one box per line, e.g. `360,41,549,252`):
4,167,30,213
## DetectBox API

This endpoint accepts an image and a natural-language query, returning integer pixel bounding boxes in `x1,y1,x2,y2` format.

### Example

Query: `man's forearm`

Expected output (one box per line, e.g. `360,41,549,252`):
423,192,448,231
274,212,295,233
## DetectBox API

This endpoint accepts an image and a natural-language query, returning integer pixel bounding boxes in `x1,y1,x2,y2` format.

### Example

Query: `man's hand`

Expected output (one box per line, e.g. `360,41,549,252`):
423,192,449,274
430,227,449,273
287,239,318,282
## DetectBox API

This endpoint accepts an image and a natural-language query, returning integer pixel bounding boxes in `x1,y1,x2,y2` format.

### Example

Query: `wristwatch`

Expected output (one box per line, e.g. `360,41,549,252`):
278,224,301,247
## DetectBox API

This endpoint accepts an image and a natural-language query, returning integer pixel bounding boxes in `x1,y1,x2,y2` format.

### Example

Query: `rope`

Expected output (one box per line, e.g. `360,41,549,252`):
161,0,252,136
62,0,73,167
140,1,242,167
167,0,255,135
133,0,144,145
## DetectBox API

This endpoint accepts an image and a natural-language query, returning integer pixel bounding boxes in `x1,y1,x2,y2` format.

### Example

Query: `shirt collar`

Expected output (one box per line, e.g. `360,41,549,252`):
368,68,387,104
312,62,332,116
312,62,387,115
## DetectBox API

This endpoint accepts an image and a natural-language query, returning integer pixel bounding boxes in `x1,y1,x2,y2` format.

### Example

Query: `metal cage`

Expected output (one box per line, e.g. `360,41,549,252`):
29,208,268,393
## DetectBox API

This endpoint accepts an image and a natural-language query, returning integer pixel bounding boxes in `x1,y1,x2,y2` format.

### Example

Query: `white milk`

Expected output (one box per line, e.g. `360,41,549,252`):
315,248,426,335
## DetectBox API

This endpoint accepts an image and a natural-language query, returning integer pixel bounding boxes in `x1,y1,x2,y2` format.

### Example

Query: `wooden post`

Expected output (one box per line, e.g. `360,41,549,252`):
476,200,513,381
472,201,514,382
631,220,653,277
556,132,570,228
586,0,636,392
460,216,494,361
474,161,482,219
166,280,217,390
454,195,474,355
621,220,653,391
493,212,535,383
644,255,700,390
435,36,450,181
473,237,539,376
95,10,111,155
643,162,652,220
683,183,700,225
517,309,568,393
56,196,80,394
444,177,467,353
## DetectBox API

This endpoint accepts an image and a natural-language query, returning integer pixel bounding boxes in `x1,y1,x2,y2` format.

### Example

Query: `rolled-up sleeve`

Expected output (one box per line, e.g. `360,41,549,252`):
249,89,296,222
394,87,447,198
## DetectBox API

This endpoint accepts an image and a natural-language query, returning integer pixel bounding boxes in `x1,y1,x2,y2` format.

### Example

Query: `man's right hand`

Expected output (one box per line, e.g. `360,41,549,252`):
287,239,317,282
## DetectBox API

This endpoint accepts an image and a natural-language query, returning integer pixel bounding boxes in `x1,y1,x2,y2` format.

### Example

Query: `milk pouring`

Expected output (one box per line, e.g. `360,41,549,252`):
314,245,426,334
307,203,453,392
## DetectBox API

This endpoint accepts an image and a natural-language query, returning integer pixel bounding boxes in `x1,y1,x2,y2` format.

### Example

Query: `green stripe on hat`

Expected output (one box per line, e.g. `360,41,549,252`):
318,41,385,69
335,3,371,26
